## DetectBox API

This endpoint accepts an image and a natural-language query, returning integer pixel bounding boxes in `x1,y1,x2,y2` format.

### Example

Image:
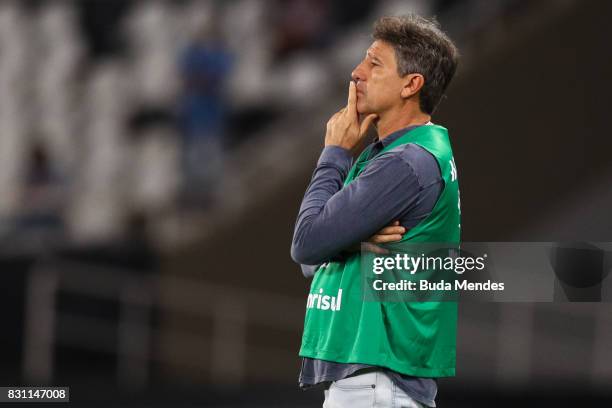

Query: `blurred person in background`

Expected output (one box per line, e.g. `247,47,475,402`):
178,21,233,207
291,14,460,408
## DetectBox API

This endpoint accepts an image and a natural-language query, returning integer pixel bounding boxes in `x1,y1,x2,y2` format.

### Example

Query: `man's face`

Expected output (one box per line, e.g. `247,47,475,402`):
351,40,405,115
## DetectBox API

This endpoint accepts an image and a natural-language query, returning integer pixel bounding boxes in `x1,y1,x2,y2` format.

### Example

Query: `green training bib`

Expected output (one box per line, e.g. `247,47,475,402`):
299,124,461,377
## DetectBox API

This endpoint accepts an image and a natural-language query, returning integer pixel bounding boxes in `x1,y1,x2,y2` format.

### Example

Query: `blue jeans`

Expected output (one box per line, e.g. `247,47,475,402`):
323,370,426,408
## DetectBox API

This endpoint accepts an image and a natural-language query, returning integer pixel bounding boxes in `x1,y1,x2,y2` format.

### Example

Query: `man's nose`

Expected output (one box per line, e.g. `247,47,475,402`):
351,62,365,83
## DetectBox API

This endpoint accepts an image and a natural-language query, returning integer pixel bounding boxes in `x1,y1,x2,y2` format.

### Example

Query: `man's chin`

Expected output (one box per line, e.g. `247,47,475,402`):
356,104,374,116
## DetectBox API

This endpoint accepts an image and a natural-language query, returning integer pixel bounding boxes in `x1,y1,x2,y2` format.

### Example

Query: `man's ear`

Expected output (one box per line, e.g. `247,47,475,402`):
400,73,425,99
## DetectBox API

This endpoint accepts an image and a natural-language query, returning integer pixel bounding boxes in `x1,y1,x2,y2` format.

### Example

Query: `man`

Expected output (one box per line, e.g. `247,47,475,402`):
291,15,460,408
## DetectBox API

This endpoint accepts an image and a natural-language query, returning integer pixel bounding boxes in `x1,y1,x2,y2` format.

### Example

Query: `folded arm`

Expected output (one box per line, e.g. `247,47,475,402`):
291,145,420,266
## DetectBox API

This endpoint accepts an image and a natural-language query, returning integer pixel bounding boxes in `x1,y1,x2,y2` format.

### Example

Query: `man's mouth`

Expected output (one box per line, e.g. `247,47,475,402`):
354,81,365,95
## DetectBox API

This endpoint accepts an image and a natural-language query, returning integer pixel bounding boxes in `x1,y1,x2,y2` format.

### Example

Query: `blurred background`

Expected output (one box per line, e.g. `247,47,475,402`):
0,0,611,406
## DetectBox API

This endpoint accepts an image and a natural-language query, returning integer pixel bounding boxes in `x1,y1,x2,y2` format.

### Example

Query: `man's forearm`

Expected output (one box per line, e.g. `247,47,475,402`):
291,146,352,265
291,142,426,267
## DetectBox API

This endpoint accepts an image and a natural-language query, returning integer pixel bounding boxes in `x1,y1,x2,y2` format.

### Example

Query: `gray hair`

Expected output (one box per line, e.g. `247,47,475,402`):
373,14,459,114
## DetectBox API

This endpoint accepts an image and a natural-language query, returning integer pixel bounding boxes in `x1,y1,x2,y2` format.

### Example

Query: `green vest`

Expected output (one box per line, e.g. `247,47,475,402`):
299,124,461,377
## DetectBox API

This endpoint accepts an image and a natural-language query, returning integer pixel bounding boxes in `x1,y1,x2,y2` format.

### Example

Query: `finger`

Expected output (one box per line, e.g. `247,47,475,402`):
391,221,400,226
369,234,403,244
359,113,378,136
377,226,406,235
362,242,389,255
347,81,357,110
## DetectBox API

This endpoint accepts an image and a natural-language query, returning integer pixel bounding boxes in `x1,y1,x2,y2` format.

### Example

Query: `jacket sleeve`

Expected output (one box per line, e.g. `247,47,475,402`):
290,146,422,266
